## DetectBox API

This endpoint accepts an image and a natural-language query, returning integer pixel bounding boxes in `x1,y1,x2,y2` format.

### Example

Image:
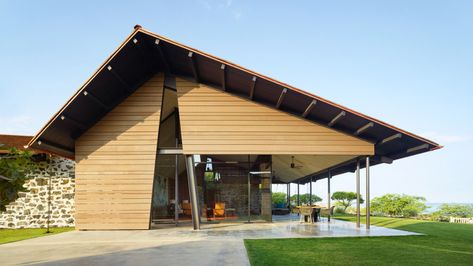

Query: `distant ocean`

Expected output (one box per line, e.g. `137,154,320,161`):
425,203,443,214
424,203,473,214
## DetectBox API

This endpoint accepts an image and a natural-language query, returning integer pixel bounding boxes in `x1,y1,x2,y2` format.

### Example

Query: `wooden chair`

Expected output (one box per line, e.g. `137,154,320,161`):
299,206,313,223
213,202,226,219
182,202,192,216
320,206,335,217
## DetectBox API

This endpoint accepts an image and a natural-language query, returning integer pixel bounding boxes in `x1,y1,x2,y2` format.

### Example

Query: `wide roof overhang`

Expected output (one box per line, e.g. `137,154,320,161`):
28,25,441,183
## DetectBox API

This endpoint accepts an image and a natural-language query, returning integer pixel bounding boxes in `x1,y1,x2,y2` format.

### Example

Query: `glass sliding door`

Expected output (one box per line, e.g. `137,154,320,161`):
195,155,249,222
194,155,272,223
151,154,190,226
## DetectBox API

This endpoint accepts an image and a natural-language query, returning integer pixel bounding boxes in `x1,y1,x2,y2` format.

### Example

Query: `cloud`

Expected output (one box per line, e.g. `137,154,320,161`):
422,132,471,144
0,115,36,135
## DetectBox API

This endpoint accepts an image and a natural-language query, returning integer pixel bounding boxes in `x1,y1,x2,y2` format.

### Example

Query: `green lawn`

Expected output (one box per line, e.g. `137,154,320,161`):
244,216,473,265
0,227,74,245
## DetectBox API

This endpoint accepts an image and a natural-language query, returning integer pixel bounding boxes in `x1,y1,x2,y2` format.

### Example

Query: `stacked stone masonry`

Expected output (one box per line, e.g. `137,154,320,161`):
0,156,75,229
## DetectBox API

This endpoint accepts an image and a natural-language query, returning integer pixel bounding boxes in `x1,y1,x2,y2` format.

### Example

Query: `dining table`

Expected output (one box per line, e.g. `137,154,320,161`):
295,205,324,222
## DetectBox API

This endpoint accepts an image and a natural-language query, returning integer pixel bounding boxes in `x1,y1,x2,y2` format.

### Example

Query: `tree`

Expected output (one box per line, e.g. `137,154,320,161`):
432,204,473,221
331,191,364,212
290,193,322,205
0,146,36,211
371,193,427,217
272,192,287,206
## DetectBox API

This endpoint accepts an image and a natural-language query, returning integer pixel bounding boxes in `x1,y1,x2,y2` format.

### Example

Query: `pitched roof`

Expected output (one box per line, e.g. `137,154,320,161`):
0,134,45,154
28,25,441,180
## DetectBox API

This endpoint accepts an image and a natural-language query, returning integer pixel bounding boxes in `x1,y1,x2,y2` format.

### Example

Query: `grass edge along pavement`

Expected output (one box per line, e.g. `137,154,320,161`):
244,215,473,266
0,227,74,244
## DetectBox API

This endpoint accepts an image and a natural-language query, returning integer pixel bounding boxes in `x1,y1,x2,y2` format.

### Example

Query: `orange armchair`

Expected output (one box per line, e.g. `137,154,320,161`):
213,202,226,219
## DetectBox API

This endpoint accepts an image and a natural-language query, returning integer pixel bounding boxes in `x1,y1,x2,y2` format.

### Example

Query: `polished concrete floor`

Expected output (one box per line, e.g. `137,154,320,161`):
0,217,419,266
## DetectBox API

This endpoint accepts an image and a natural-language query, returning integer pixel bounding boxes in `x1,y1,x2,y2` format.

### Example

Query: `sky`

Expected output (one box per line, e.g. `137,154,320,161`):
0,1,472,203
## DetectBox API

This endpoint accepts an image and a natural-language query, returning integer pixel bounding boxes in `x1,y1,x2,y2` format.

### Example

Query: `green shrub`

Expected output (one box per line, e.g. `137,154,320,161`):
371,193,427,218
432,203,473,221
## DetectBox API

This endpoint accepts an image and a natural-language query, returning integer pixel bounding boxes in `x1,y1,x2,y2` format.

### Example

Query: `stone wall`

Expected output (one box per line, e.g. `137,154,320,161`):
0,156,75,229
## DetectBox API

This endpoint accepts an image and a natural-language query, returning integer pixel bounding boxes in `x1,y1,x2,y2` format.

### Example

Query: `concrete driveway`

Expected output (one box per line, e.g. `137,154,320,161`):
0,219,418,265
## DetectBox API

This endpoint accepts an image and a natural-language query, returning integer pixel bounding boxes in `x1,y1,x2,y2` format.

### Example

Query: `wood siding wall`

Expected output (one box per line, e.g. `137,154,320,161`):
176,78,374,155
74,73,164,230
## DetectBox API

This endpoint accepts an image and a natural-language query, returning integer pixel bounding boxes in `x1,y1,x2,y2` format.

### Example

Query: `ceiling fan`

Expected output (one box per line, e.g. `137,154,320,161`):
290,156,303,169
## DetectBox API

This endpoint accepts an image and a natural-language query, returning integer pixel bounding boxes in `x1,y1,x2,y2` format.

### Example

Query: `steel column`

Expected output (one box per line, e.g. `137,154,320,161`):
366,156,371,229
185,155,200,230
287,183,290,207
328,171,331,222
297,182,300,206
174,152,179,225
247,155,251,223
356,159,361,228
309,177,313,205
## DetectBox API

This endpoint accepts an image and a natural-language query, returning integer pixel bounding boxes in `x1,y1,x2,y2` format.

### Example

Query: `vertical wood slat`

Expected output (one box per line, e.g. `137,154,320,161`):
74,73,164,230
176,77,374,155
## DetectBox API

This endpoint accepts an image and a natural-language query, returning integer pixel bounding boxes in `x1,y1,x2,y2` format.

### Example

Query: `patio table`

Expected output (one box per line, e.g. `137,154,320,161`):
295,206,322,222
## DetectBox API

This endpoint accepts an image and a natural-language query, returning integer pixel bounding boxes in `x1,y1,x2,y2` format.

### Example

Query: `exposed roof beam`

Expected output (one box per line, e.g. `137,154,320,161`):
249,76,257,99
164,74,177,90
107,65,132,93
155,39,171,73
187,51,199,83
37,139,74,154
221,64,226,91
276,88,287,109
328,111,346,127
378,133,402,145
354,122,374,136
131,37,148,61
82,91,109,110
302,100,317,118
59,115,87,130
406,144,429,154
372,155,394,164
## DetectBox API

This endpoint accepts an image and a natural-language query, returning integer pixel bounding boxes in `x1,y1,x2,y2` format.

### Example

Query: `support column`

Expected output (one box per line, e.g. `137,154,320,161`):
287,183,291,208
327,170,331,222
297,182,300,206
185,155,200,230
356,159,361,228
174,153,179,225
247,172,251,223
366,156,371,229
309,177,313,205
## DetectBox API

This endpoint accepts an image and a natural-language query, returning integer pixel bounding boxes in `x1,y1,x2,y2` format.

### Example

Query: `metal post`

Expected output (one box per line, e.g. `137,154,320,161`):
47,174,51,233
327,170,331,222
366,156,370,229
247,155,251,223
174,152,179,225
185,155,200,230
269,157,273,222
356,159,361,228
287,183,290,207
309,177,313,205
297,182,300,206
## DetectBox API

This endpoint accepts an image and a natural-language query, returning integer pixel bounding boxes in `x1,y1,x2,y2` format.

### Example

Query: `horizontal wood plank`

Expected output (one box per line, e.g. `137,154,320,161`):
74,73,163,230
176,78,374,155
